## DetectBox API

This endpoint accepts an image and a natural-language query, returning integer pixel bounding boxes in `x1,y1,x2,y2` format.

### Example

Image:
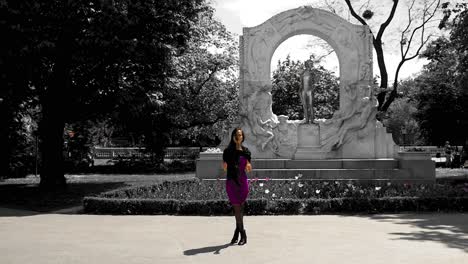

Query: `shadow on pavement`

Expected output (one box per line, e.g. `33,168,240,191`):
184,243,232,255
0,206,41,217
342,213,468,253
0,182,129,217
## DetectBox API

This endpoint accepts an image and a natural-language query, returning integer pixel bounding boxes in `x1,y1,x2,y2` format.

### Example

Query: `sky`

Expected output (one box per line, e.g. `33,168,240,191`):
210,0,448,83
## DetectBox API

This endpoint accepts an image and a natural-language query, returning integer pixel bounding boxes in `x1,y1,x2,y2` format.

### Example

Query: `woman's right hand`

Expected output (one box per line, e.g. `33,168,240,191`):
222,162,227,172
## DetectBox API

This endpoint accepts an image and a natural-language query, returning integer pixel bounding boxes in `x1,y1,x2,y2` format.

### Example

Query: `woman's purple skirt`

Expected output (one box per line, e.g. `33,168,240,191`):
226,156,249,205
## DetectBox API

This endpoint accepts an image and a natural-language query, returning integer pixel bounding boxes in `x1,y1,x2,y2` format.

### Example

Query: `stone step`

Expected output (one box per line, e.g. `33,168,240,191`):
251,159,398,169
249,168,411,179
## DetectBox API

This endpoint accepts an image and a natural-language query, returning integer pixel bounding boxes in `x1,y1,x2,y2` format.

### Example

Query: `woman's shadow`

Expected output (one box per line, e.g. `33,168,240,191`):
184,243,233,255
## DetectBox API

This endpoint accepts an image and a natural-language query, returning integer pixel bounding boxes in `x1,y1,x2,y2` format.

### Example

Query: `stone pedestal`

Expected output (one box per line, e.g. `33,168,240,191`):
196,152,223,179
297,123,320,146
294,124,327,159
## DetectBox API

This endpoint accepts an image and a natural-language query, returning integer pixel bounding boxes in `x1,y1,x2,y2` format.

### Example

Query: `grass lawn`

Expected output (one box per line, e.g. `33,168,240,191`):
0,173,195,213
0,169,467,213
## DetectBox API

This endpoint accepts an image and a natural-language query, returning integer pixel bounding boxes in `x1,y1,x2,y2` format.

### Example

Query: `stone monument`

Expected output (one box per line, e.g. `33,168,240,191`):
196,6,434,183
300,60,316,125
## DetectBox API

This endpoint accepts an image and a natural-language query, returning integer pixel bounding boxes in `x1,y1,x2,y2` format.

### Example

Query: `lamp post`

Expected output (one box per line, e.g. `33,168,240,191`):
35,134,38,177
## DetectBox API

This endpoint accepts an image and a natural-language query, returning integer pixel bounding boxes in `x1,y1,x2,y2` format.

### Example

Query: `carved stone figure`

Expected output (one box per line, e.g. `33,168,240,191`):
271,115,298,158
299,61,316,124
331,96,377,149
359,61,371,81
246,85,278,150
322,84,377,150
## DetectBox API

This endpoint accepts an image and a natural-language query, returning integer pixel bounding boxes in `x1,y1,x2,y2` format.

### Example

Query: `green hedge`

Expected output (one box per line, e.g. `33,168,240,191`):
83,196,468,215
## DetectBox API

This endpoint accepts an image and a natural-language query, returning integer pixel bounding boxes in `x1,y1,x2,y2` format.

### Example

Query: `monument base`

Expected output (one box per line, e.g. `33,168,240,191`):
294,147,329,159
294,123,326,159
196,155,435,184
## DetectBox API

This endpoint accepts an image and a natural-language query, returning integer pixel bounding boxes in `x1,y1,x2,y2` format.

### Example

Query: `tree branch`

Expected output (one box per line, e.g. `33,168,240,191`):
171,114,227,129
400,0,416,58
403,0,440,58
192,63,219,95
316,49,335,61
376,0,399,40
405,34,433,61
381,0,440,113
343,0,369,27
324,0,336,13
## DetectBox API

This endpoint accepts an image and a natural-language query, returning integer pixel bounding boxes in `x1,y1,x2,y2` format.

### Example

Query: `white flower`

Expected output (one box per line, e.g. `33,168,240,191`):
204,148,222,153
298,183,304,188
290,181,295,185
315,189,321,194
298,173,303,178
265,189,270,194
323,182,329,186
295,176,299,180
289,188,293,191
272,193,276,197
359,190,364,194
259,183,264,187
335,181,340,185
375,187,381,191
387,182,392,186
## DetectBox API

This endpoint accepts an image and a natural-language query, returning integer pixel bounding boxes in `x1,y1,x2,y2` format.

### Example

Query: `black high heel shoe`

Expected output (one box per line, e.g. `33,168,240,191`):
238,229,247,245
230,226,240,244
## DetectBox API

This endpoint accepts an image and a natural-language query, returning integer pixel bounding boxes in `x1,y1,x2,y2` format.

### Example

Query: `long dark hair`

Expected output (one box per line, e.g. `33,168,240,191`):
226,127,245,150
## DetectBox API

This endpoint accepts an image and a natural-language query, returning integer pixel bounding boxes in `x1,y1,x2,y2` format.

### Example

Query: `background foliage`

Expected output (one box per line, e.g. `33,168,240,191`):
271,55,339,120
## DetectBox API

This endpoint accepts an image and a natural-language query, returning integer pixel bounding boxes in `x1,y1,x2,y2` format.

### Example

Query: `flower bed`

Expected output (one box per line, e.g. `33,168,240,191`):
83,177,468,215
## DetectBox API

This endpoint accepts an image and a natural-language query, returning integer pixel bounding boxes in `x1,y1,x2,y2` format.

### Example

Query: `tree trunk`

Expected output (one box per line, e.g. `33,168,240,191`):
373,40,389,111
0,109,12,178
39,101,67,192
380,60,405,112
39,39,71,192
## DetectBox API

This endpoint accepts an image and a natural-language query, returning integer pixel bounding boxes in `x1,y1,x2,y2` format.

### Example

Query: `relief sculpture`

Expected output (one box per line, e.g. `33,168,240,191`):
271,115,298,158
245,85,278,151
321,84,376,151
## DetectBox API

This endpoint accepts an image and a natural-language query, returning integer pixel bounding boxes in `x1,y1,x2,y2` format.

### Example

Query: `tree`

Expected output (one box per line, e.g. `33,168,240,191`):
164,7,239,147
440,2,468,138
271,55,339,120
314,0,442,114
412,3,468,145
342,0,441,114
381,79,422,145
1,0,209,191
108,6,239,150
413,38,460,145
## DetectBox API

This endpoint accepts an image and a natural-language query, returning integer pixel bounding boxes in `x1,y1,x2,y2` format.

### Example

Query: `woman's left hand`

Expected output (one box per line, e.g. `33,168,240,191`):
245,162,252,172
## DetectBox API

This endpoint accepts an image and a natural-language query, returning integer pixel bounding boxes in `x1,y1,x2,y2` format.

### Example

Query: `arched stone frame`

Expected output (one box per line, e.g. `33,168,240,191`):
239,6,373,114
234,6,396,159
196,6,429,181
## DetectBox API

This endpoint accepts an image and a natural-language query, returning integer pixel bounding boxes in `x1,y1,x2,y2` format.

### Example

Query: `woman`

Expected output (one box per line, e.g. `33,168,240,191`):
223,128,252,246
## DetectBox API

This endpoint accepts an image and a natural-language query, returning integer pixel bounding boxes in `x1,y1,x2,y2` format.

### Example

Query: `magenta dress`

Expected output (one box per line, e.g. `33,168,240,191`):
226,155,249,205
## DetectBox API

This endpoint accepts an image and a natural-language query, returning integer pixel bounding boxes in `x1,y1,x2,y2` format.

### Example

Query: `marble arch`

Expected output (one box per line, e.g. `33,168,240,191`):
234,6,398,159
239,6,373,113
196,6,435,184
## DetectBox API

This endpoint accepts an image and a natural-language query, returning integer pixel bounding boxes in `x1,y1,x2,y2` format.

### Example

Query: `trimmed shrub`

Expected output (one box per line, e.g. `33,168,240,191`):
83,179,468,215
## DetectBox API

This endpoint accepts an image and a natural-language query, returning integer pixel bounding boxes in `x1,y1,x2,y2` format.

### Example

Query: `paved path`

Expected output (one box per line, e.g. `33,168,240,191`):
1,208,468,264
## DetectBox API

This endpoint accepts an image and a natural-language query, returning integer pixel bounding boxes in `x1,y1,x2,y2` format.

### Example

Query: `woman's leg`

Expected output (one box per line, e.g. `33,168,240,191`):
240,203,244,223
233,204,241,223
238,202,247,245
230,205,241,244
